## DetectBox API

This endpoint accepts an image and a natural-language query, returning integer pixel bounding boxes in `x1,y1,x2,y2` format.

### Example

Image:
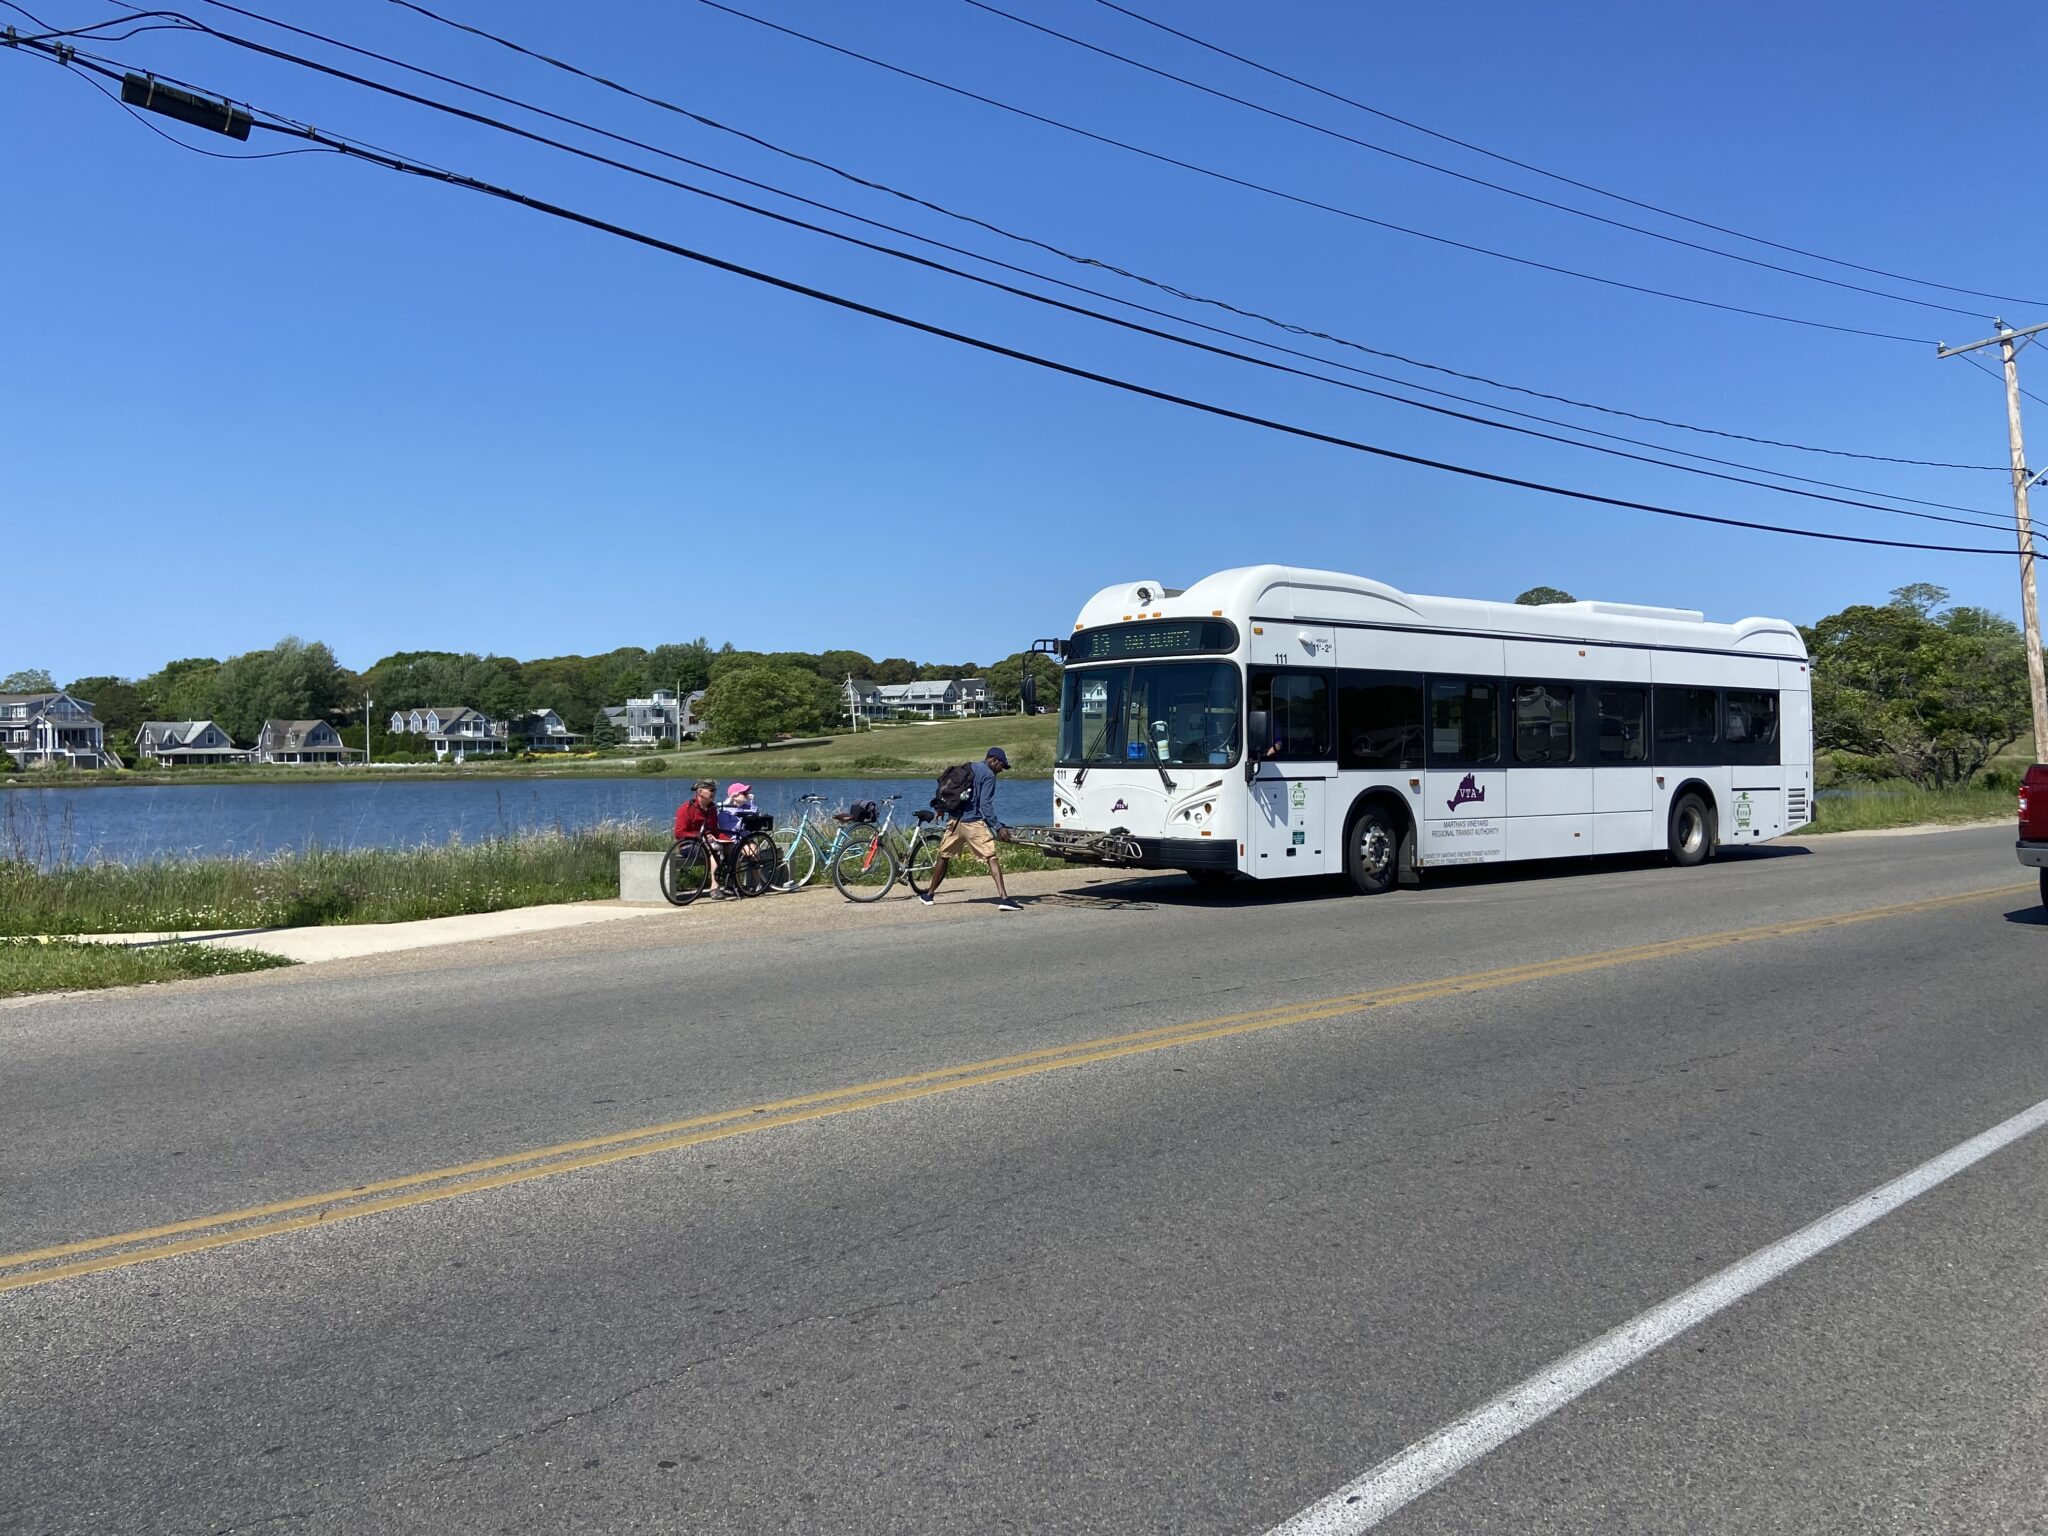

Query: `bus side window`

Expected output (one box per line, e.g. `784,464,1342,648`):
1596,686,1648,763
1428,678,1500,766
1653,686,1719,766
1338,670,1423,771
1252,671,1332,760
1724,689,1779,766
1512,682,1575,764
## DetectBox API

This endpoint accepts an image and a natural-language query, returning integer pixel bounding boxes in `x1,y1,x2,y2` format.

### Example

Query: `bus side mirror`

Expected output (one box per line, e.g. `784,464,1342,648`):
1021,671,1039,715
1245,709,1270,779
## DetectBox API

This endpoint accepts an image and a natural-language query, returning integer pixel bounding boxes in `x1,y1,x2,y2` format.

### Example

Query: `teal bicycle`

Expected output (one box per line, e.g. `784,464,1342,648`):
773,794,899,902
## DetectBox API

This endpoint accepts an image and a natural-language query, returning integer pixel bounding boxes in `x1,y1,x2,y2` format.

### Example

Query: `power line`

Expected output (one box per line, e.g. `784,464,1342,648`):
6,36,2013,559
1096,0,2047,311
690,0,1938,347
69,7,2008,532
959,0,1990,323
367,0,2007,476
1963,351,2048,413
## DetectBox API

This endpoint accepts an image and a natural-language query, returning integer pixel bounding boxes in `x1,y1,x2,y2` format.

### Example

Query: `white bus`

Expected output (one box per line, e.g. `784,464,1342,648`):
1031,565,1813,893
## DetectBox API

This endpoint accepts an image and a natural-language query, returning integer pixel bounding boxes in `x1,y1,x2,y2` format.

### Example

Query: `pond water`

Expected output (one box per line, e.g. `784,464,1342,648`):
2,776,1058,870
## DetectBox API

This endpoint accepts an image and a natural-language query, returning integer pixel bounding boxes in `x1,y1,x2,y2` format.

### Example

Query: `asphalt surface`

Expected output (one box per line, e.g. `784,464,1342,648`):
2,826,2042,1534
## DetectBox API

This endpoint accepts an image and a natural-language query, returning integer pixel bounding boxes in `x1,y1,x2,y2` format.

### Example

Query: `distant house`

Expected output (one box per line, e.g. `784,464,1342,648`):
254,719,350,765
388,706,508,759
135,720,249,765
612,688,706,744
872,679,990,719
0,690,118,768
842,678,881,725
507,708,585,753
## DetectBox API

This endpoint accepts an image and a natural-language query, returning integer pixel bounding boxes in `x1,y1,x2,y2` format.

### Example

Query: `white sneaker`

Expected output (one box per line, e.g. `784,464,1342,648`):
915,891,935,907
995,899,1022,913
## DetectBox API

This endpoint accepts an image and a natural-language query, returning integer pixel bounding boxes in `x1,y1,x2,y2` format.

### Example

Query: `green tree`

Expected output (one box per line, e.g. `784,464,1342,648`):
873,656,918,685
985,652,1063,712
696,663,837,746
646,638,715,695
139,658,221,722
590,709,623,749
207,637,352,741
64,676,145,735
1,668,55,693
1514,586,1576,606
1804,593,2027,789
813,649,878,684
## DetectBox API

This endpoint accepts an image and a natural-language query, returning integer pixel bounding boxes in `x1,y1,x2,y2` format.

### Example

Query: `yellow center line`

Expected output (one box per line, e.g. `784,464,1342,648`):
0,883,2025,1295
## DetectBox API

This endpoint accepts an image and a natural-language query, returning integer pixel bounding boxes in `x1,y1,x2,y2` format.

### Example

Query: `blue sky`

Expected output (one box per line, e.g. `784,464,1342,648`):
5,0,2043,681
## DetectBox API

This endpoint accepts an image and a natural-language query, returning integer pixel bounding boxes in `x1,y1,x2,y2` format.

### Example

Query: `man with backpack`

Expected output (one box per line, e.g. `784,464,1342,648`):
917,747,1019,912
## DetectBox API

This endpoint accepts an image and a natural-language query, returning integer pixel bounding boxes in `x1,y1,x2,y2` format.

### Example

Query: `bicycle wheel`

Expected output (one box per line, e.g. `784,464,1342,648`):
828,829,898,902
659,837,711,906
905,828,943,895
776,828,820,890
733,831,779,897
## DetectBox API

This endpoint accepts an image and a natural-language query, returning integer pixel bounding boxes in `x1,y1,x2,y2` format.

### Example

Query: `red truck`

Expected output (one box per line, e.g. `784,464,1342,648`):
2021,763,2048,906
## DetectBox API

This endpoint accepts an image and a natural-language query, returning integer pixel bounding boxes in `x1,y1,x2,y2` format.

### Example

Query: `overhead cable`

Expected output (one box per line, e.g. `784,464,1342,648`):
63,10,2009,531
690,0,1937,346
363,0,2007,476
960,0,1988,322
6,35,2018,558
1096,0,2047,311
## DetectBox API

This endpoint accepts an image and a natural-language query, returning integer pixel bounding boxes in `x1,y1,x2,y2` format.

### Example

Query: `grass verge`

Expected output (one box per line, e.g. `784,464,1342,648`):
0,822,668,937
1806,784,2016,833
0,938,295,997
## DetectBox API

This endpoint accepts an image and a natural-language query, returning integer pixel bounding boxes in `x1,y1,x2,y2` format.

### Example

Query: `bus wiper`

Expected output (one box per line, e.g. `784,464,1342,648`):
1075,765,1089,786
1151,754,1176,794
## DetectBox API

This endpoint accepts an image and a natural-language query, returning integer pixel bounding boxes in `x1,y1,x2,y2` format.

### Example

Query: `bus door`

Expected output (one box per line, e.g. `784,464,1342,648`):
1247,667,1335,875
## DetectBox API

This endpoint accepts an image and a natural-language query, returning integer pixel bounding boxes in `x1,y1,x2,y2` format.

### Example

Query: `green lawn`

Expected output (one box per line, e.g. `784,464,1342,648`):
0,938,294,997
674,713,1058,779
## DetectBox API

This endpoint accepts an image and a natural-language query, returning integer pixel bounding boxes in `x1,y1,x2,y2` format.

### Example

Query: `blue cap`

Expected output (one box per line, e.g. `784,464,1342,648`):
986,747,1010,768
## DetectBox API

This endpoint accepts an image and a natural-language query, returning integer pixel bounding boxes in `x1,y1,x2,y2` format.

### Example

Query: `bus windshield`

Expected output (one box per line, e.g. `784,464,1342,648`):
1058,661,1241,768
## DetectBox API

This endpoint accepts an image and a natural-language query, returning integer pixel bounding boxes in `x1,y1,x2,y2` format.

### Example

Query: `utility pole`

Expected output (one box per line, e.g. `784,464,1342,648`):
1938,317,2048,761
364,695,374,768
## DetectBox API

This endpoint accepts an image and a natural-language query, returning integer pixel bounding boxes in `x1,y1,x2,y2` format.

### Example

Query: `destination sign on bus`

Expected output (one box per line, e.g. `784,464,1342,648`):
1070,619,1237,661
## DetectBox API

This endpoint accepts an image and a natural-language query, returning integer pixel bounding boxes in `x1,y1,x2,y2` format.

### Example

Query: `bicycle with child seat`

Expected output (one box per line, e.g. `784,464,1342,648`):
659,825,779,906
883,801,947,897
824,797,899,902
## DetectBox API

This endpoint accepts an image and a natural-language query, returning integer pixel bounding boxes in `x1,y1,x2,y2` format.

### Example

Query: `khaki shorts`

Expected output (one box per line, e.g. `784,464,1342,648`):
936,818,1000,860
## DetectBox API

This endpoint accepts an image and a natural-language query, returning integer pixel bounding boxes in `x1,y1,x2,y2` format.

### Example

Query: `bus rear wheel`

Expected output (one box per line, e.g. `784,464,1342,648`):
1345,802,1401,895
1668,793,1714,867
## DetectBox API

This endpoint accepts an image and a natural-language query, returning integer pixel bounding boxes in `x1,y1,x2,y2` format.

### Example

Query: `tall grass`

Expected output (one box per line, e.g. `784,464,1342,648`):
0,938,294,997
0,821,669,936
1807,783,2016,833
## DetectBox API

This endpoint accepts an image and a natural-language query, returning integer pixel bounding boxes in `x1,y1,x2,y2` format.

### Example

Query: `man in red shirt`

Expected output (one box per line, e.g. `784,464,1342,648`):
673,778,728,895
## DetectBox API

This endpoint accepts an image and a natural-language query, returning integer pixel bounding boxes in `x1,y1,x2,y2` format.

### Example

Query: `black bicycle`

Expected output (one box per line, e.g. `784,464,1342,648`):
660,814,780,905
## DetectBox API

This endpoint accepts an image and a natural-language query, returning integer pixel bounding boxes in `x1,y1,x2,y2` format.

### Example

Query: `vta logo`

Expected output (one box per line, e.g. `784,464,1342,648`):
1446,773,1486,813
1110,799,1128,813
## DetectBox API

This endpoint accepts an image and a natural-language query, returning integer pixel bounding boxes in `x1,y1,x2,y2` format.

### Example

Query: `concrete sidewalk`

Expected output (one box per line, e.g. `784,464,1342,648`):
47,865,1153,966
55,902,673,964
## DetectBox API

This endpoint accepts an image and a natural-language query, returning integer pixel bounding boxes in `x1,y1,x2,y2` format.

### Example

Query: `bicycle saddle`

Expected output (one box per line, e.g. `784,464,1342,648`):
914,809,936,823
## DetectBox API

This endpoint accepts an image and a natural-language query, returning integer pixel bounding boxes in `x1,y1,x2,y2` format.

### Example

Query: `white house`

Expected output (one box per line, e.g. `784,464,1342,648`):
612,688,705,744
871,679,991,719
507,708,584,753
136,720,250,765
0,690,117,768
388,706,508,759
254,719,351,765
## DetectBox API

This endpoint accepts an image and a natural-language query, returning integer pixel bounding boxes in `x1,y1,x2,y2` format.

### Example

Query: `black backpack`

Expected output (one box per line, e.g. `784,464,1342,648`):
932,762,976,816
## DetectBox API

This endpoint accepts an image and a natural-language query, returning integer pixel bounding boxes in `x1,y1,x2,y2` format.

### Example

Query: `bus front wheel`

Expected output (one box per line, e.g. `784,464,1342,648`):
1668,793,1714,868
1345,802,1401,895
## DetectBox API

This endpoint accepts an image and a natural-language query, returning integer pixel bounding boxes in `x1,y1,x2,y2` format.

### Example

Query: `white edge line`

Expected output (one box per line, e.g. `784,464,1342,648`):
1263,1094,2048,1535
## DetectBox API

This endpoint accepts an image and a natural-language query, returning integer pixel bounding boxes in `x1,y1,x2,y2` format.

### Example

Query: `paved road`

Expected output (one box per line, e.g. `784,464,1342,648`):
3,827,2042,1534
